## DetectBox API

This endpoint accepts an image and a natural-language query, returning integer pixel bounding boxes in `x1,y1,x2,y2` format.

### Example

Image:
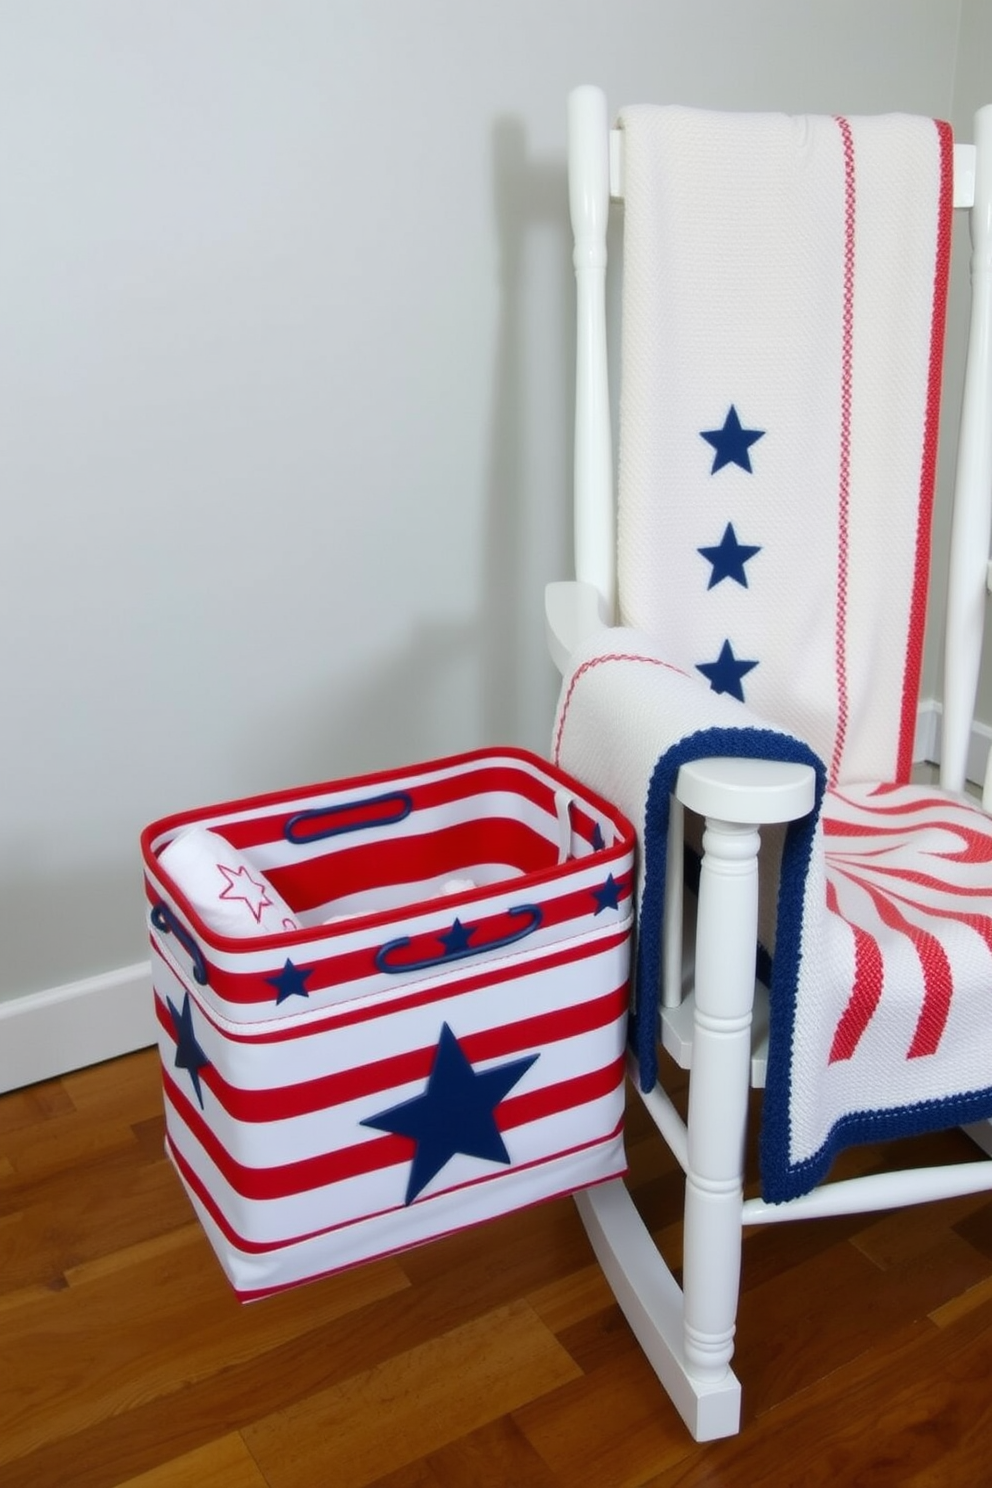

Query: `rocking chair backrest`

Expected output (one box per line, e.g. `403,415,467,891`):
569,87,992,793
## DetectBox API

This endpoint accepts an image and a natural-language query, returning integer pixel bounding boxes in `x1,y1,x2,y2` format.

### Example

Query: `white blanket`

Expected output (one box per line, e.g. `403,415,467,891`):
615,105,953,788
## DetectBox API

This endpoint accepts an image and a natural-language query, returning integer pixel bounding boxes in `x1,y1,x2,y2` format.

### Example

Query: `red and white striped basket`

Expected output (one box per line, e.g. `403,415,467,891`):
141,748,635,1299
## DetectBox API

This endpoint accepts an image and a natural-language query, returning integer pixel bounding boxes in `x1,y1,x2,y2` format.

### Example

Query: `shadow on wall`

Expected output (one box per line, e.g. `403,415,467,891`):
275,115,574,789
0,856,150,1001
252,615,496,792
480,115,573,748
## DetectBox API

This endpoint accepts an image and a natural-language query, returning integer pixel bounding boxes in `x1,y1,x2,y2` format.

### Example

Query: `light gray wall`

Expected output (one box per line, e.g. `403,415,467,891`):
0,1,964,1002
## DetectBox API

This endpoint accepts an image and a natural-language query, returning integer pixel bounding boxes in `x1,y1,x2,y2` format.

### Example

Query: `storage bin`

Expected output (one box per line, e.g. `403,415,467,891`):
141,748,635,1298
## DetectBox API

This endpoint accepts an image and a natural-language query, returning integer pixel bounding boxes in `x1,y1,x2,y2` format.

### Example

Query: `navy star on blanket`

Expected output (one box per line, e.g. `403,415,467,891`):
695,406,765,702
698,522,761,589
697,638,759,702
362,1023,539,1204
700,404,765,473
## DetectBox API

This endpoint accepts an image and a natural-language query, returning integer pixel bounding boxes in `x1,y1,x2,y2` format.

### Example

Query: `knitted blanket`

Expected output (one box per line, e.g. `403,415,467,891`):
614,105,953,786
554,632,992,1202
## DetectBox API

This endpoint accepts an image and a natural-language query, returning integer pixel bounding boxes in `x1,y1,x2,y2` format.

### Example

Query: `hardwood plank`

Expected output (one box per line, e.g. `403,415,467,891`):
928,1270,992,1326
0,1225,410,1471
732,1226,992,1418
62,1049,164,1118
0,1276,68,1319
0,1231,582,1488
0,1301,418,1488
0,1143,193,1292
513,1345,696,1487
554,1302,641,1376
647,1297,992,1487
362,1462,442,1488
62,1220,204,1288
4,1112,140,1181
951,1194,992,1258
852,1190,992,1270
395,1194,597,1301
242,1300,582,1488
642,1321,937,1487
0,1075,75,1134
111,1434,270,1488
525,1262,616,1335
419,1416,561,1488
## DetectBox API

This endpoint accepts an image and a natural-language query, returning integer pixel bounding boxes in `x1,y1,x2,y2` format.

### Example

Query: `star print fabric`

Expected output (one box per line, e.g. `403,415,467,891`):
158,826,302,936
615,104,951,786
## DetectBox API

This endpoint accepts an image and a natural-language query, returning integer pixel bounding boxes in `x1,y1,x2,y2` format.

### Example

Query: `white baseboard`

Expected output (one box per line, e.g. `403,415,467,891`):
914,698,941,768
0,961,156,1095
0,698,989,1096
915,696,992,785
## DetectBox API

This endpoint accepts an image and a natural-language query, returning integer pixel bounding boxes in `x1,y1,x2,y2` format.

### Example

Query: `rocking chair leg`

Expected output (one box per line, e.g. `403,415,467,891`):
682,818,757,1385
575,1180,742,1440
575,814,758,1442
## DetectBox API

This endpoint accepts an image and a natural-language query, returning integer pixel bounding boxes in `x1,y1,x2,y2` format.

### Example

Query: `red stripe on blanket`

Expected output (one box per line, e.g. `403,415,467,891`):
827,786,966,817
829,866,953,1058
826,879,884,1063
824,818,992,865
553,651,690,766
830,115,856,788
897,118,954,781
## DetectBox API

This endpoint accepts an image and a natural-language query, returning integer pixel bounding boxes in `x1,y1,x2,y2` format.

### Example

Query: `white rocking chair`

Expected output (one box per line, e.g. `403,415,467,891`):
547,85,992,1442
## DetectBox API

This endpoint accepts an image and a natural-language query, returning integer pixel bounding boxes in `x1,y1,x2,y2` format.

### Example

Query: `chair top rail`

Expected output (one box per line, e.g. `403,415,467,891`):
609,127,977,207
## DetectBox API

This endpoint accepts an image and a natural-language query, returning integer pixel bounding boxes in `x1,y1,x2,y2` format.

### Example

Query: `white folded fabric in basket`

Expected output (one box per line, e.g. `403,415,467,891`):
158,826,301,937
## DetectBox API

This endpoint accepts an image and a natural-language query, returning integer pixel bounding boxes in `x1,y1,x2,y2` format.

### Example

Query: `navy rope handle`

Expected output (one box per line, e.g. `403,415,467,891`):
375,904,543,975
151,902,209,986
284,790,413,845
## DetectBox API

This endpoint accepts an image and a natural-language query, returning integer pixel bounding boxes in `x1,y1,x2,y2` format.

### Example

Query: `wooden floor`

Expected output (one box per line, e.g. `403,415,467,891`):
3,1047,992,1487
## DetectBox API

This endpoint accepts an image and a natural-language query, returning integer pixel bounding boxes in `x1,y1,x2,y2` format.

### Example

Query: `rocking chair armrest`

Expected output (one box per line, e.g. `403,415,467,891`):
676,755,816,825
545,579,613,674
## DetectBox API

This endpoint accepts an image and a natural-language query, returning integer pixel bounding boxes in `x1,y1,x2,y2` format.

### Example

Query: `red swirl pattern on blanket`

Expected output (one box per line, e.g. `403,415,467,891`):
823,783,992,1064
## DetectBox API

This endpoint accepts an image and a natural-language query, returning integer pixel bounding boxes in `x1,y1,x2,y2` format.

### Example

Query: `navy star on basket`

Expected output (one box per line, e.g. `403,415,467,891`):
362,1023,539,1204
698,522,761,589
439,918,475,955
167,990,210,1108
266,958,313,1005
700,404,765,473
592,874,623,913
697,639,759,702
